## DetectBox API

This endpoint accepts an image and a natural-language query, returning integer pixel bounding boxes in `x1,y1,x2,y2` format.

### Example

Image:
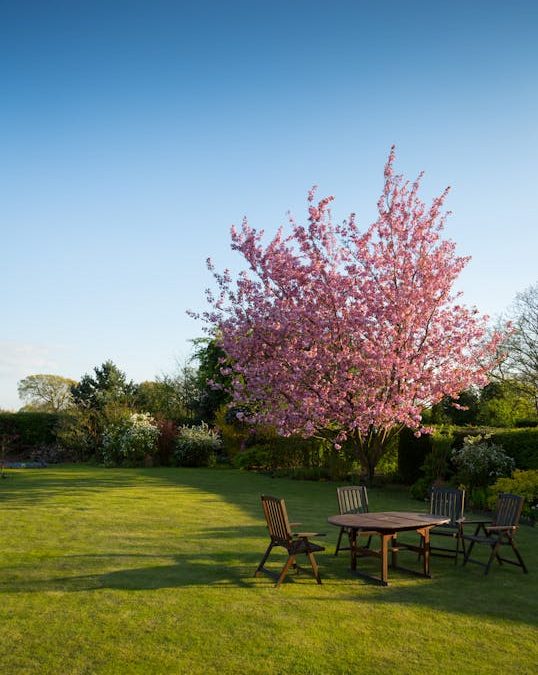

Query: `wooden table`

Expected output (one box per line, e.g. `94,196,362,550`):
327,511,450,586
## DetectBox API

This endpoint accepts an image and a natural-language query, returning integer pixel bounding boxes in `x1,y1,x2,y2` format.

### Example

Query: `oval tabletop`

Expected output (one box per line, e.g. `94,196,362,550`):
327,511,450,533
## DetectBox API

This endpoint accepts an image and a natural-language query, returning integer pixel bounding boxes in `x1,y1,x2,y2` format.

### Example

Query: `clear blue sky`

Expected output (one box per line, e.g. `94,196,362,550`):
1,0,537,409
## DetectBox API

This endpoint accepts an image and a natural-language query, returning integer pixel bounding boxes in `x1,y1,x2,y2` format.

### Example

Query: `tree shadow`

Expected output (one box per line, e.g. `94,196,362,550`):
0,548,326,594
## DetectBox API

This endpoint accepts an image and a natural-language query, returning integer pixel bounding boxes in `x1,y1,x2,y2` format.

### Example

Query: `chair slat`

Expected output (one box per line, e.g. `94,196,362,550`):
337,486,369,515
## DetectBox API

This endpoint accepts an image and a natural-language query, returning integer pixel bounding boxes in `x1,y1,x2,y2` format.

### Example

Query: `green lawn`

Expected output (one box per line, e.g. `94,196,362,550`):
1,466,537,674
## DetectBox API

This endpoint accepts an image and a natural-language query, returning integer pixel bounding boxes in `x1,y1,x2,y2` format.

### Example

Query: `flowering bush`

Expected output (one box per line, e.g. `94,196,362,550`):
174,422,222,467
488,469,538,522
451,434,514,489
102,412,159,466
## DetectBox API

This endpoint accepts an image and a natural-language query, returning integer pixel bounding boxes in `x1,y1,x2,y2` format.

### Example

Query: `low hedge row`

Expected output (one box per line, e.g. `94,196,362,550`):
0,412,59,450
398,425,538,483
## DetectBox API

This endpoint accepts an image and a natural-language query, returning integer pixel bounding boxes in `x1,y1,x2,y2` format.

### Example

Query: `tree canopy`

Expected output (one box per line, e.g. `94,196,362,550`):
70,360,136,410
17,374,77,412
200,148,503,479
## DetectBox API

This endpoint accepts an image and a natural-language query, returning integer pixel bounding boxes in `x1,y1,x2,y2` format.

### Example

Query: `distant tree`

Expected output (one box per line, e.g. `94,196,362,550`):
496,283,538,414
191,338,231,422
199,148,504,481
71,360,136,411
477,380,536,427
17,374,77,412
135,372,197,423
428,388,480,426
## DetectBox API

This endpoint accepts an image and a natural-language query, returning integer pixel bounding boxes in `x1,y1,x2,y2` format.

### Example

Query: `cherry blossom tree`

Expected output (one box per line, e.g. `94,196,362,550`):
197,148,503,481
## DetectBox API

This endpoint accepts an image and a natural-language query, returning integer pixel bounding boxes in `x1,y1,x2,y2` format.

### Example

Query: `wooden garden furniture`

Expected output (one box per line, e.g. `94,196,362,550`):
421,486,466,564
328,511,450,586
255,495,325,588
334,485,374,556
462,492,528,575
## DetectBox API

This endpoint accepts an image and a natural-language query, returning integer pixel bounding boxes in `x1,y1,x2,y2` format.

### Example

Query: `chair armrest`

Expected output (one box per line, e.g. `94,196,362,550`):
485,525,516,532
462,518,492,524
294,532,326,538
289,522,302,527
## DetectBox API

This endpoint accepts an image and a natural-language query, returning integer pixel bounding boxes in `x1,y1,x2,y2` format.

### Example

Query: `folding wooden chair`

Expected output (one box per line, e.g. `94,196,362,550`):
462,493,528,575
422,486,466,564
255,495,325,588
334,485,373,556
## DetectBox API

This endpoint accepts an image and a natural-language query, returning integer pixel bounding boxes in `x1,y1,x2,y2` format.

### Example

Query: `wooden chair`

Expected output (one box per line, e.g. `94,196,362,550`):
462,493,528,575
334,485,373,556
255,495,325,588
422,486,466,564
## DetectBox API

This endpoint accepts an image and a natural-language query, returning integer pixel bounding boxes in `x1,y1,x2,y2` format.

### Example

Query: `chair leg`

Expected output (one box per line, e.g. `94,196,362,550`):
306,549,322,585
334,527,344,556
484,540,502,575
276,555,296,588
510,540,529,573
255,542,274,576
463,539,475,566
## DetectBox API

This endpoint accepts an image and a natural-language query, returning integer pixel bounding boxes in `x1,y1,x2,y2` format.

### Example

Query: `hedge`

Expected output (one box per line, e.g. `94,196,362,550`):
399,425,538,483
0,412,59,450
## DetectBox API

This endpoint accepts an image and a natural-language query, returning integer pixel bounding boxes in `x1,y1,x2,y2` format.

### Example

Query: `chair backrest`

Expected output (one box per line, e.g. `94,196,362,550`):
493,493,525,527
429,486,465,526
337,485,369,515
260,495,292,545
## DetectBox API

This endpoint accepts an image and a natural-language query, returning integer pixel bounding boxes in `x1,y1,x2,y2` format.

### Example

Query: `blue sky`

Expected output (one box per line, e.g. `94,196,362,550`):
1,0,537,409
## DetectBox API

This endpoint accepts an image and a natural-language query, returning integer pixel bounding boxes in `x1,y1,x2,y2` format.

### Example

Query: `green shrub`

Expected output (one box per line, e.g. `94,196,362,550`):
214,406,251,458
0,412,59,450
102,412,160,467
487,428,538,469
174,422,222,467
488,469,538,521
410,477,431,501
56,409,97,462
233,446,272,471
451,434,515,490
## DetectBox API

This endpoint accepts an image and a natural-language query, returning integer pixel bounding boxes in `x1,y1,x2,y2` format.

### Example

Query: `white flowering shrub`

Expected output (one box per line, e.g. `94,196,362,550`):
174,422,222,467
451,434,514,489
102,412,159,466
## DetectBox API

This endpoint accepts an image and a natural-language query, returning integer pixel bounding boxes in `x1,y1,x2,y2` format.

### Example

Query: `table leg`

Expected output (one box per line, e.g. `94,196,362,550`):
350,528,358,571
381,534,390,585
391,534,398,569
420,527,431,577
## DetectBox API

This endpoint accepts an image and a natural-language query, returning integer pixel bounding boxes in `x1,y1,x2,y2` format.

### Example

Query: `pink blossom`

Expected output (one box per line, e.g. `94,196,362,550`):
198,149,506,480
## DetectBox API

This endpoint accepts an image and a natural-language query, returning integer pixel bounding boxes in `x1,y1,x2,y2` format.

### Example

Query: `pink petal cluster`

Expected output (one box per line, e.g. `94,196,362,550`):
198,148,503,446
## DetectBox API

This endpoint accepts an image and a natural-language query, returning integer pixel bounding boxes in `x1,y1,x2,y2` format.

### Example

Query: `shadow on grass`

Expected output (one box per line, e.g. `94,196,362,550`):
2,466,536,628
0,549,324,593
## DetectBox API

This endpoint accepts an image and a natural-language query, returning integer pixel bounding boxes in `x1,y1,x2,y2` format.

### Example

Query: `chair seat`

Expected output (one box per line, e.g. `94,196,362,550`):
462,533,502,545
292,539,325,554
431,524,461,537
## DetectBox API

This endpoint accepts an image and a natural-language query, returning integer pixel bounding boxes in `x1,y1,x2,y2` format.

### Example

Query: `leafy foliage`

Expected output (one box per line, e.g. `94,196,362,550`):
451,434,514,489
488,469,538,521
102,412,160,467
174,422,222,467
496,283,538,415
71,360,136,411
0,412,59,450
17,374,77,412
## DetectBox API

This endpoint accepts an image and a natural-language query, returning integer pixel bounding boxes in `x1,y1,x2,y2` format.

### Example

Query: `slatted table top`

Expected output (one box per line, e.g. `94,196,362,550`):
327,511,450,533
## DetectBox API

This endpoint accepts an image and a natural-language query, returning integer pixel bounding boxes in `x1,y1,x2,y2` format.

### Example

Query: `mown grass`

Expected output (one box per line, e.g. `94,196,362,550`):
1,466,537,674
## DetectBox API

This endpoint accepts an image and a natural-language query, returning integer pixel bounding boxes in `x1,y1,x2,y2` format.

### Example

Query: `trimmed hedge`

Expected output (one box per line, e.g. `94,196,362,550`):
399,425,538,484
489,428,538,470
0,412,60,450
398,428,432,483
